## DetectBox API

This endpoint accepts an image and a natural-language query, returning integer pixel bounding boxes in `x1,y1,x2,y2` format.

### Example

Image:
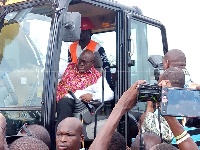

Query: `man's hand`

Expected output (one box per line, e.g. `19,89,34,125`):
80,93,93,103
188,83,199,89
196,85,200,90
117,80,146,111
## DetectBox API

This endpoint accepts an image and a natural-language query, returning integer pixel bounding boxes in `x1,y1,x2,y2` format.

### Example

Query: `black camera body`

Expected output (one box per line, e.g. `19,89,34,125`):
137,84,162,102
148,55,163,81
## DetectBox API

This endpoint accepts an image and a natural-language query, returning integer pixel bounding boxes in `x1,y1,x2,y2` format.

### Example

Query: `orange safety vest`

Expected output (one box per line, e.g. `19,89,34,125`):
69,40,98,63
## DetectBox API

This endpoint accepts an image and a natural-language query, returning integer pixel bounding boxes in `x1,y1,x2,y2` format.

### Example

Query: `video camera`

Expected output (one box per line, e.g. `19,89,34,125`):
137,83,162,103
135,55,164,102
148,55,163,81
137,84,200,117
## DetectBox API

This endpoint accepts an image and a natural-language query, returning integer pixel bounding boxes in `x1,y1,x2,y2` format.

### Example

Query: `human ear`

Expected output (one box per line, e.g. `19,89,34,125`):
80,134,84,142
166,59,170,68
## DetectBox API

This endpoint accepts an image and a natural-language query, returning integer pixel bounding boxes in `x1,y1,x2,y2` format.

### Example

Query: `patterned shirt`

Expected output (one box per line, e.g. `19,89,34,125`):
68,42,115,91
182,69,193,88
56,63,101,101
141,111,174,143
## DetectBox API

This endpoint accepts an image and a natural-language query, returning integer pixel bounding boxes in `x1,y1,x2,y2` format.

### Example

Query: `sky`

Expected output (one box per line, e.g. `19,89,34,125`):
115,0,200,83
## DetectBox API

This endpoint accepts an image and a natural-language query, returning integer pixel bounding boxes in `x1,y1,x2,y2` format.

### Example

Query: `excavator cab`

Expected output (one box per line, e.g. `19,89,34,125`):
0,0,168,149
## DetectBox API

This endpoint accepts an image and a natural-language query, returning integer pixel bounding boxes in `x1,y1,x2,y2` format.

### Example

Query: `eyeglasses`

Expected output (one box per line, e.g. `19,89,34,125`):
78,59,94,65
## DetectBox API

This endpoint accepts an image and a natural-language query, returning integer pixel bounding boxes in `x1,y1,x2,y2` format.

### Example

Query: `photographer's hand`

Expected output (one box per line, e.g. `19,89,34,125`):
188,83,199,89
117,80,146,111
196,85,200,90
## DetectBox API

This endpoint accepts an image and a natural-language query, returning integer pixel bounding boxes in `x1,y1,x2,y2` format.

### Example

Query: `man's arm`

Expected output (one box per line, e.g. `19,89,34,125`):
68,49,72,62
98,47,115,91
58,49,71,78
92,76,114,102
89,80,146,150
139,101,155,130
56,63,73,101
159,80,199,150
79,76,114,103
164,116,198,150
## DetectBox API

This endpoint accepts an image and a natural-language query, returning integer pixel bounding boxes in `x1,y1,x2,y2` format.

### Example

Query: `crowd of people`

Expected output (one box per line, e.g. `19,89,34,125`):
0,17,200,150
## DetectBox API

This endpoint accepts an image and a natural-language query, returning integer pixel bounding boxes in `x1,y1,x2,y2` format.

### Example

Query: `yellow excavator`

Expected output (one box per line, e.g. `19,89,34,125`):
0,0,168,149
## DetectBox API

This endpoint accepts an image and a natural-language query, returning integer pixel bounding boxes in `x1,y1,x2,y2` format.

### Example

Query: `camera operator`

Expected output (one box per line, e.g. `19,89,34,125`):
140,67,184,144
140,67,200,149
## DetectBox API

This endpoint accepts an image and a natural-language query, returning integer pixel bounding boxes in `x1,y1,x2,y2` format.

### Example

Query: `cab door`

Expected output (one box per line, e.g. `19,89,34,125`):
127,13,168,112
117,11,168,146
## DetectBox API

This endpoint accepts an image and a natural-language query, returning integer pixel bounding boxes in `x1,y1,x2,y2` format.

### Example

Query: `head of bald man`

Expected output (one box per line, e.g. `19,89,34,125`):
161,67,185,88
163,49,186,70
131,132,161,150
56,117,84,150
77,50,95,73
149,143,178,150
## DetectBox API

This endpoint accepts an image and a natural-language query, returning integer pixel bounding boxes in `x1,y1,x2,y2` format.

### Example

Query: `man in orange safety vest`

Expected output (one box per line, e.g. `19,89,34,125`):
68,17,114,91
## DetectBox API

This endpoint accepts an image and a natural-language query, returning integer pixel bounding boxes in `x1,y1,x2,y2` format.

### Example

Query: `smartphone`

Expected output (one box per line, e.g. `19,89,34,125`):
160,87,200,117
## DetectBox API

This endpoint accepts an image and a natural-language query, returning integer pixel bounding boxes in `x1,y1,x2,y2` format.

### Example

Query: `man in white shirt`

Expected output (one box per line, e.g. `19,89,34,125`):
56,50,114,125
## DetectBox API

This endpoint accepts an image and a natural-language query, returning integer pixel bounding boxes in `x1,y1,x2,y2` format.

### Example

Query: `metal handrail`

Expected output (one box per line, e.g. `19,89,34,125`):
0,106,41,111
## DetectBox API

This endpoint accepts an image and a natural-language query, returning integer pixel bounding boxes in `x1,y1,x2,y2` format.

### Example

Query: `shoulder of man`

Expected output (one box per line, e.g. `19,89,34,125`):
67,62,76,67
59,63,77,80
94,42,102,52
90,66,102,76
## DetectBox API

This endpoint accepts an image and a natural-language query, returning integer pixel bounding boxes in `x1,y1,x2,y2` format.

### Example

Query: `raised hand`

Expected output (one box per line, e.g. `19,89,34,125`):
117,80,146,111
